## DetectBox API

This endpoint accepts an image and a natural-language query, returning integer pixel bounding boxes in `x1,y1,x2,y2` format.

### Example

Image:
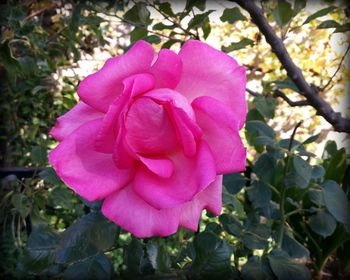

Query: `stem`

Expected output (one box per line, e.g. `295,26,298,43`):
321,43,350,91
284,208,310,218
276,121,303,248
146,1,198,39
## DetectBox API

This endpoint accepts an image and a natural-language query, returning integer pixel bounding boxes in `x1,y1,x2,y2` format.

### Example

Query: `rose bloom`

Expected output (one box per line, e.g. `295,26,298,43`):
49,40,246,237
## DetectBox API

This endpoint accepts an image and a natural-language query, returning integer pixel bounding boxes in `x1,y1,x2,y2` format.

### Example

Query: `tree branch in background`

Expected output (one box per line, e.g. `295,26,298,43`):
246,88,260,97
273,89,309,107
321,43,350,91
247,88,308,107
233,0,350,133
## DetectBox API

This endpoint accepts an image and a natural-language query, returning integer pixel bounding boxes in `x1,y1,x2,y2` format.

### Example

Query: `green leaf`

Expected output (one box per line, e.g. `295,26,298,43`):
39,168,62,185
55,212,119,264
64,253,114,280
274,77,300,93
49,186,75,209
253,154,277,183
324,148,346,183
273,0,294,28
188,10,213,29
31,146,47,166
161,39,178,49
223,172,245,195
278,139,311,157
124,238,143,276
303,6,336,25
158,2,175,17
254,96,277,119
222,38,254,52
219,214,243,236
220,7,246,24
317,19,341,29
152,22,174,31
293,0,306,16
0,41,21,83
311,165,325,179
302,134,319,145
246,181,272,208
124,3,151,26
144,35,161,44
268,249,311,280
201,17,211,39
308,189,325,206
281,232,310,258
222,188,246,218
23,224,60,273
246,120,275,149
205,222,222,235
254,136,275,146
146,241,171,273
243,223,271,250
241,256,273,280
247,108,265,122
292,156,312,188
11,193,32,218
190,231,233,279
185,0,206,12
334,22,350,33
322,180,350,224
309,209,337,238
322,140,337,161
130,27,148,42
79,197,102,210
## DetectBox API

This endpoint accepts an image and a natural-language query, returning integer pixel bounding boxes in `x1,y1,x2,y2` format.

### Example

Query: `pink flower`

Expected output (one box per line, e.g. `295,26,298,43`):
49,40,246,237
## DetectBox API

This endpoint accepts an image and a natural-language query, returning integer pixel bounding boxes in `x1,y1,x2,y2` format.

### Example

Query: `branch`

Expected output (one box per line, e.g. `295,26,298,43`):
273,89,309,107
233,0,350,133
321,43,350,91
247,88,309,107
246,88,260,97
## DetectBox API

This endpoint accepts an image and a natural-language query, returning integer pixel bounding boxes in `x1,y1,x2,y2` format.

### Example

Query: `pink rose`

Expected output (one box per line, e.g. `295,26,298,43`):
49,40,246,237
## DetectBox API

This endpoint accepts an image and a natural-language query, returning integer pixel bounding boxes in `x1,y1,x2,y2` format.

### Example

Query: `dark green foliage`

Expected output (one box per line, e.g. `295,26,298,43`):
220,7,246,24
273,0,294,27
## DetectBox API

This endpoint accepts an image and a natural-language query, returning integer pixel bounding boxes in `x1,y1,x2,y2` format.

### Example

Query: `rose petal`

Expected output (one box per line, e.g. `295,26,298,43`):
144,88,194,119
113,122,137,169
180,175,223,231
78,40,154,112
167,105,202,157
192,96,246,174
48,119,134,201
95,73,155,153
102,184,181,238
143,88,201,156
150,49,182,89
176,40,247,128
101,176,222,238
50,102,103,142
133,141,216,209
138,156,174,178
124,97,178,155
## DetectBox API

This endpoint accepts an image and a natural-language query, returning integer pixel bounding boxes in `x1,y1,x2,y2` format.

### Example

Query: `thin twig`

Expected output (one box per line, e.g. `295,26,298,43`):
277,120,303,249
97,11,180,41
273,89,309,107
247,88,309,107
246,88,260,97
321,43,350,91
146,0,199,38
233,0,350,133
